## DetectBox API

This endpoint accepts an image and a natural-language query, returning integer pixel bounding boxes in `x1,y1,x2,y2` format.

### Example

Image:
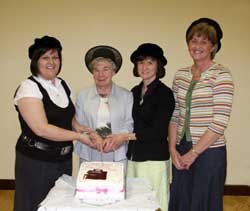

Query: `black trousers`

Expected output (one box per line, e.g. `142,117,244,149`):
168,137,226,211
14,151,72,211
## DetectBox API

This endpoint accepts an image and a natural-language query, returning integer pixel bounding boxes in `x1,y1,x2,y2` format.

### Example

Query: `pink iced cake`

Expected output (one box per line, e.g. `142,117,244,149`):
75,162,125,205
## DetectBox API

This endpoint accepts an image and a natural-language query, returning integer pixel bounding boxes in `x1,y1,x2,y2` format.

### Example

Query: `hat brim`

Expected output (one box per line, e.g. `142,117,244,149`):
85,45,122,73
130,49,167,66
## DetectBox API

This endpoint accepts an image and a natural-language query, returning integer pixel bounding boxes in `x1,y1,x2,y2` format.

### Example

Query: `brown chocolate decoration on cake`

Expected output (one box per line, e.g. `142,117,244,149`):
84,169,107,180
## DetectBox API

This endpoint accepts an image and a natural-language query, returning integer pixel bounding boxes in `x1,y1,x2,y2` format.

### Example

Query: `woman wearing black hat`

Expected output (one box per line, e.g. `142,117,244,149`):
13,36,93,211
168,18,234,211
127,43,175,211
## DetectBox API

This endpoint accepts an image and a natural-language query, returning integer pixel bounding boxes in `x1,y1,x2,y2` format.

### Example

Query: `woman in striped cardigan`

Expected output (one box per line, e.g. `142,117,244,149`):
168,18,234,211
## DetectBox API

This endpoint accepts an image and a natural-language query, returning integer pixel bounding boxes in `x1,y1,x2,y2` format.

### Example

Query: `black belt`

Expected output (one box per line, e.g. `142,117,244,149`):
20,134,72,156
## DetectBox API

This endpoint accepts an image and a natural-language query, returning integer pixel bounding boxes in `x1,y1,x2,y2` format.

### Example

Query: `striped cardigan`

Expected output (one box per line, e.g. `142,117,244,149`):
171,63,234,147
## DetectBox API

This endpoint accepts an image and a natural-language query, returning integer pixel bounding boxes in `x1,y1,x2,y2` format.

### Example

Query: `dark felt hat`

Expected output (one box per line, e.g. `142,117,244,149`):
28,35,62,59
130,43,167,66
185,18,223,52
85,45,122,73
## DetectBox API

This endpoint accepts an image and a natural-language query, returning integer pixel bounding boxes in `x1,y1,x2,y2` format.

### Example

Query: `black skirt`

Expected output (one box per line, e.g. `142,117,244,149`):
168,137,226,211
14,151,72,211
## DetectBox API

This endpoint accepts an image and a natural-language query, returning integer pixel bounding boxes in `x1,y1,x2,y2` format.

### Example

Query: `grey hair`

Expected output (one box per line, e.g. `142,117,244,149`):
89,57,117,72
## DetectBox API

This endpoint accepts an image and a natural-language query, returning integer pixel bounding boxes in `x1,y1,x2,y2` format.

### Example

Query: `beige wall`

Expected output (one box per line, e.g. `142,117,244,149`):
0,0,249,185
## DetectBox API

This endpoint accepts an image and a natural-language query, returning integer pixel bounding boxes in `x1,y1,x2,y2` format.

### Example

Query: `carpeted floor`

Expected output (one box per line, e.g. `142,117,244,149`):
1,190,250,211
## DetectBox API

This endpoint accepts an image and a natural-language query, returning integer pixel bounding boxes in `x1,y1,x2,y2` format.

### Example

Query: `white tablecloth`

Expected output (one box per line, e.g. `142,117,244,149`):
38,174,159,211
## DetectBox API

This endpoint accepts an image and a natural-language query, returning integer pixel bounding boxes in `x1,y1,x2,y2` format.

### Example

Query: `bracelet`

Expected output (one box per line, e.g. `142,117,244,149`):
127,134,135,141
191,147,200,156
127,134,132,141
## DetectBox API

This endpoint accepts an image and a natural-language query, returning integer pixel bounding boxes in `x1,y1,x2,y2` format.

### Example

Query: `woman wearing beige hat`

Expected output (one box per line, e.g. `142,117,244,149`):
74,45,134,166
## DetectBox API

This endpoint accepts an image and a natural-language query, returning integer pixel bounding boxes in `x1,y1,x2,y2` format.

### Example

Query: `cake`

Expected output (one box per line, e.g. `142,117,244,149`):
75,162,125,205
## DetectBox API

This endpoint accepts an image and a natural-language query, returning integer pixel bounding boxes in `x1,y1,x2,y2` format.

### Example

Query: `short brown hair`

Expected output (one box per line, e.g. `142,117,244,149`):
186,22,218,59
30,48,62,76
132,56,166,79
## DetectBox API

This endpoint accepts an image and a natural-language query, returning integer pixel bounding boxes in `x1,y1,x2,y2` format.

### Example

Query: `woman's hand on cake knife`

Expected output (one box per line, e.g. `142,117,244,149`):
72,117,94,134
89,132,104,152
78,132,96,149
103,134,127,153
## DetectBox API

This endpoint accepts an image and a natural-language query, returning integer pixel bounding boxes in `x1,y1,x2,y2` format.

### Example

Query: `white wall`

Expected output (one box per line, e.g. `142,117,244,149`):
0,0,249,185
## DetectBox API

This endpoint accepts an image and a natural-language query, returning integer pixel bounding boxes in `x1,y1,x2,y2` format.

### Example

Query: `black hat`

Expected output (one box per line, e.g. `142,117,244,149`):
85,45,122,73
130,43,167,66
185,18,223,52
28,35,62,59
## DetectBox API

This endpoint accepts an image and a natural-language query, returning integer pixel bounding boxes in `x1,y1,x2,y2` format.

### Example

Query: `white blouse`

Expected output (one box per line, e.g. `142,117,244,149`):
14,75,71,108
97,97,111,130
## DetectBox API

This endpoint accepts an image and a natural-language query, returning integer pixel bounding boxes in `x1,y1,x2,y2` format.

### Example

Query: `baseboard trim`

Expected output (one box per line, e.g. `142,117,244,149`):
224,185,250,196
0,179,15,190
0,180,250,195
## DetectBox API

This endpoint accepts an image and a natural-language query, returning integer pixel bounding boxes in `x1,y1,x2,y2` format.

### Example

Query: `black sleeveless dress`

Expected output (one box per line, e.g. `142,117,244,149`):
14,76,75,211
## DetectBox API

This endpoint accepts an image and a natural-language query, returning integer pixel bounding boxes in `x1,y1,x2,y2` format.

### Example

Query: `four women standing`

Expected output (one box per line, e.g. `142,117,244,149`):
14,17,233,211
